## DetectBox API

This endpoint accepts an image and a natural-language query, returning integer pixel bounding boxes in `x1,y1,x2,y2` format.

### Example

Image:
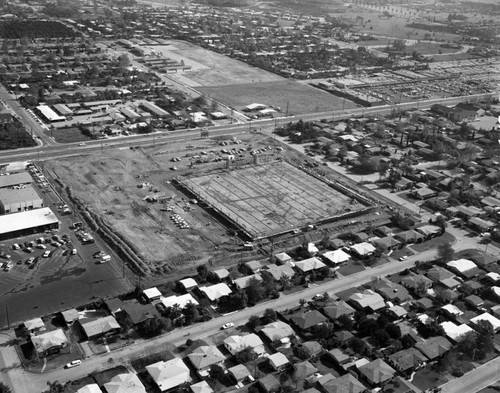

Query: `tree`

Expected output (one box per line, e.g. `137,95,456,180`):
0,383,11,393
263,308,277,323
313,323,334,339
337,314,354,330
246,277,266,305
45,381,64,393
197,264,208,281
293,345,311,360
437,242,455,263
235,347,258,363
393,39,406,52
208,364,225,381
401,334,415,348
386,323,402,339
278,273,292,290
138,316,170,338
248,315,261,329
118,54,130,69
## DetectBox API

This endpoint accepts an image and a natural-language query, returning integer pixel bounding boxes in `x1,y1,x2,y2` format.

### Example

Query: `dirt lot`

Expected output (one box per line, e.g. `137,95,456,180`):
42,134,292,277
152,40,283,86
198,80,359,115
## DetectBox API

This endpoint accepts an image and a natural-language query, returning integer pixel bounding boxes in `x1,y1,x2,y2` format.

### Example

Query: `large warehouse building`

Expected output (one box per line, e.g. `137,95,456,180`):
0,207,59,240
0,172,32,188
0,185,44,214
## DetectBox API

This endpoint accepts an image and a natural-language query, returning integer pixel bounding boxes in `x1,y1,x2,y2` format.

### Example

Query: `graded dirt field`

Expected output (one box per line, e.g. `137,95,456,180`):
150,40,284,86
198,80,359,115
44,145,233,272
181,161,366,239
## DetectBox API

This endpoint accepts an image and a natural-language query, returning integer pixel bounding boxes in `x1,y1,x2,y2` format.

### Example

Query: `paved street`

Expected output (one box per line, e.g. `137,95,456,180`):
440,356,500,393
1,252,435,393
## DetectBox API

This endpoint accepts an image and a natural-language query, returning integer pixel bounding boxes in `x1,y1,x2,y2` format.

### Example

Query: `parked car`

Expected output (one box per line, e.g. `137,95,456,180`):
221,322,235,330
65,360,81,369
42,251,51,258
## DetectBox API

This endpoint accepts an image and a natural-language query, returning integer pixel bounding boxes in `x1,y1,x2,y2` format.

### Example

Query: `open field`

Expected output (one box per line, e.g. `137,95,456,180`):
198,80,359,115
181,161,366,239
150,40,283,86
44,127,90,144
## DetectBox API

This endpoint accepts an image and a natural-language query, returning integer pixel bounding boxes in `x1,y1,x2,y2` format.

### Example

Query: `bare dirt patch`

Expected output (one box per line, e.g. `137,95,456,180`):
198,80,359,115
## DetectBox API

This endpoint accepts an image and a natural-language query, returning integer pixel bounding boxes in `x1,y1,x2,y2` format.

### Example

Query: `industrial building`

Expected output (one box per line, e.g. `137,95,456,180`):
0,172,32,188
0,185,44,214
0,207,59,240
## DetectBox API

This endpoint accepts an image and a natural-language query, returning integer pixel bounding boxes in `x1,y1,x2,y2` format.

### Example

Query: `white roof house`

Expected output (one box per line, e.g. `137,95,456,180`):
350,242,376,256
179,278,197,291
440,321,475,342
190,381,214,393
349,290,385,311
161,294,198,309
470,312,500,332
143,287,162,301
199,283,232,301
24,317,45,333
446,259,477,273
233,274,262,290
485,272,500,282
76,383,102,393
322,249,351,265
441,304,464,318
103,373,146,393
223,333,265,355
147,358,191,391
31,329,68,355
261,321,295,342
294,257,326,273
0,208,59,238
268,352,289,370
77,384,102,393
275,252,292,264
80,316,120,339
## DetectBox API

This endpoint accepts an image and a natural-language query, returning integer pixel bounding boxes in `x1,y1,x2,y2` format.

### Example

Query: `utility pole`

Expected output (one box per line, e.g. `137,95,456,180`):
5,305,9,330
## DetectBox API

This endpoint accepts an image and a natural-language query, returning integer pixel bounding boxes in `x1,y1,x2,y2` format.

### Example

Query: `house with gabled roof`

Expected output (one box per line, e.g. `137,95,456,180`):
294,360,318,381
263,263,296,281
372,236,401,251
426,266,455,283
322,301,355,321
228,364,252,384
31,329,68,357
80,315,121,340
446,259,480,279
267,352,289,371
190,381,213,393
233,274,262,290
318,373,366,393
275,252,292,264
285,309,327,332
348,290,385,312
76,384,102,393
223,333,265,356
394,229,424,244
374,278,411,303
198,283,232,302
257,374,280,393
415,336,452,360
322,249,351,265
146,358,191,392
294,257,326,273
187,345,225,376
260,321,295,345
103,373,146,393
470,312,500,333
357,358,396,387
388,348,427,375
350,242,376,257
440,321,475,343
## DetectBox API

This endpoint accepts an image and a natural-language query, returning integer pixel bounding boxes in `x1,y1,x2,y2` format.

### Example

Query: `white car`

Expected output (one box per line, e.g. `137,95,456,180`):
42,250,51,258
399,255,409,261
71,249,77,255
78,143,86,146
221,322,235,330
65,359,81,369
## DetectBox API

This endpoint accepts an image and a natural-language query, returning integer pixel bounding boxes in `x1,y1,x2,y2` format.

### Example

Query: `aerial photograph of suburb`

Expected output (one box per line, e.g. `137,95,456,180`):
0,0,499,392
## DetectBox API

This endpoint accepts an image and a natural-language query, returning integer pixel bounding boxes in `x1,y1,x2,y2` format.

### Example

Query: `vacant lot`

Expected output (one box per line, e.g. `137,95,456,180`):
182,161,365,239
152,40,283,86
198,80,358,115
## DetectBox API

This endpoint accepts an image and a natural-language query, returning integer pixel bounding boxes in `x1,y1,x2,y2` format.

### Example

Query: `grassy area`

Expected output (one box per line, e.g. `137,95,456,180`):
412,364,451,391
410,232,455,253
198,80,358,115
337,262,366,276
45,127,92,144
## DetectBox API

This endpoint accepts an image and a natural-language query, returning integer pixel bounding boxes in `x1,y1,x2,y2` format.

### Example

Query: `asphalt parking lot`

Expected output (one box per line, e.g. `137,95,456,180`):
0,168,134,328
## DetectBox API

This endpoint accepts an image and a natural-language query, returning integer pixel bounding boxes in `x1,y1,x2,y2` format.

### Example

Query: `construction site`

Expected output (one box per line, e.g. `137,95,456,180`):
178,160,373,240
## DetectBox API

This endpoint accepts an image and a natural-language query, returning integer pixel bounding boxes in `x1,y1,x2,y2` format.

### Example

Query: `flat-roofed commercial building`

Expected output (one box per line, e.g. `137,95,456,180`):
0,185,43,214
0,207,59,240
36,105,65,122
0,172,32,189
